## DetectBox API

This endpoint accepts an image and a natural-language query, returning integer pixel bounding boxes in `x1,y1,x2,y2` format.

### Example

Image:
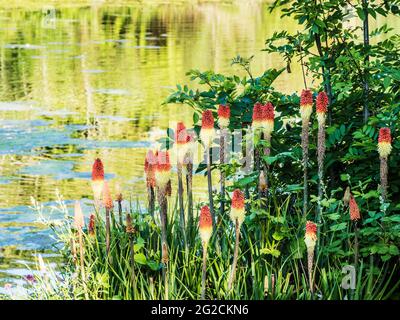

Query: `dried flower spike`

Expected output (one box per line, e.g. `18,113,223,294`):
300,89,313,122
343,186,351,206
259,170,267,192
74,201,85,230
199,206,213,245
230,189,245,227
200,110,215,148
126,213,135,234
349,195,361,221
88,214,95,236
378,127,392,158
218,104,230,128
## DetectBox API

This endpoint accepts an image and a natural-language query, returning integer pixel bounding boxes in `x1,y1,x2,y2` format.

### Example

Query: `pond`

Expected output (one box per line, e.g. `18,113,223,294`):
0,1,398,296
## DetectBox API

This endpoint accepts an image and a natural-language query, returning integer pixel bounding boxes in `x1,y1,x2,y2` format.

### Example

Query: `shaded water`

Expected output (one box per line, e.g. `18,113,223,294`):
0,1,398,295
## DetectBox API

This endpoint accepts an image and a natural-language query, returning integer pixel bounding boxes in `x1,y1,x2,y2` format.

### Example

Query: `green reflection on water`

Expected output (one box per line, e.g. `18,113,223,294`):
0,1,398,290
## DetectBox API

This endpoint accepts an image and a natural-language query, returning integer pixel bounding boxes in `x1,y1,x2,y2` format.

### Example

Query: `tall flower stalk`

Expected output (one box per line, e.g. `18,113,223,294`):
175,122,190,242
200,110,216,229
300,90,313,216
102,181,113,263
304,221,317,296
199,205,213,299
217,104,230,218
228,189,245,291
316,91,328,241
184,134,195,233
154,150,171,299
378,127,392,201
144,150,156,217
126,213,135,297
91,158,104,209
349,195,361,273
74,201,86,283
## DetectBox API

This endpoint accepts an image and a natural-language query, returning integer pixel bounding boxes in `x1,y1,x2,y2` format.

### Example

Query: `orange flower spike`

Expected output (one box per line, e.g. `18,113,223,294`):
300,89,313,122
230,189,245,226
349,195,361,221
199,205,213,245
316,91,328,125
200,110,215,148
218,104,230,129
102,181,114,210
378,127,392,158
91,158,105,201
154,150,171,190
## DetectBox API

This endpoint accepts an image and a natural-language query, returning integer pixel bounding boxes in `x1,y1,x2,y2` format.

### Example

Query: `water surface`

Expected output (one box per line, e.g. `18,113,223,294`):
0,1,398,295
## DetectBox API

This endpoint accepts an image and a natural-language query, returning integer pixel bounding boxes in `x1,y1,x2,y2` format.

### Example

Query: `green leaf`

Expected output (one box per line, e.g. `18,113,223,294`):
330,222,347,232
134,253,147,265
389,245,399,256
260,247,281,258
357,8,366,20
193,112,200,124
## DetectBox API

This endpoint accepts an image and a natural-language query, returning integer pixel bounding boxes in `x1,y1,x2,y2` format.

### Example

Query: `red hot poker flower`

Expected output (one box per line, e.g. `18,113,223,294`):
252,102,264,122
316,91,328,114
349,195,361,221
262,102,274,138
304,220,317,248
300,89,313,106
201,110,214,129
92,158,104,181
230,189,245,226
154,150,171,190
300,89,313,122
378,127,392,158
92,158,105,201
378,127,391,143
199,205,213,244
200,110,215,148
218,104,230,128
175,122,190,145
263,102,275,121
